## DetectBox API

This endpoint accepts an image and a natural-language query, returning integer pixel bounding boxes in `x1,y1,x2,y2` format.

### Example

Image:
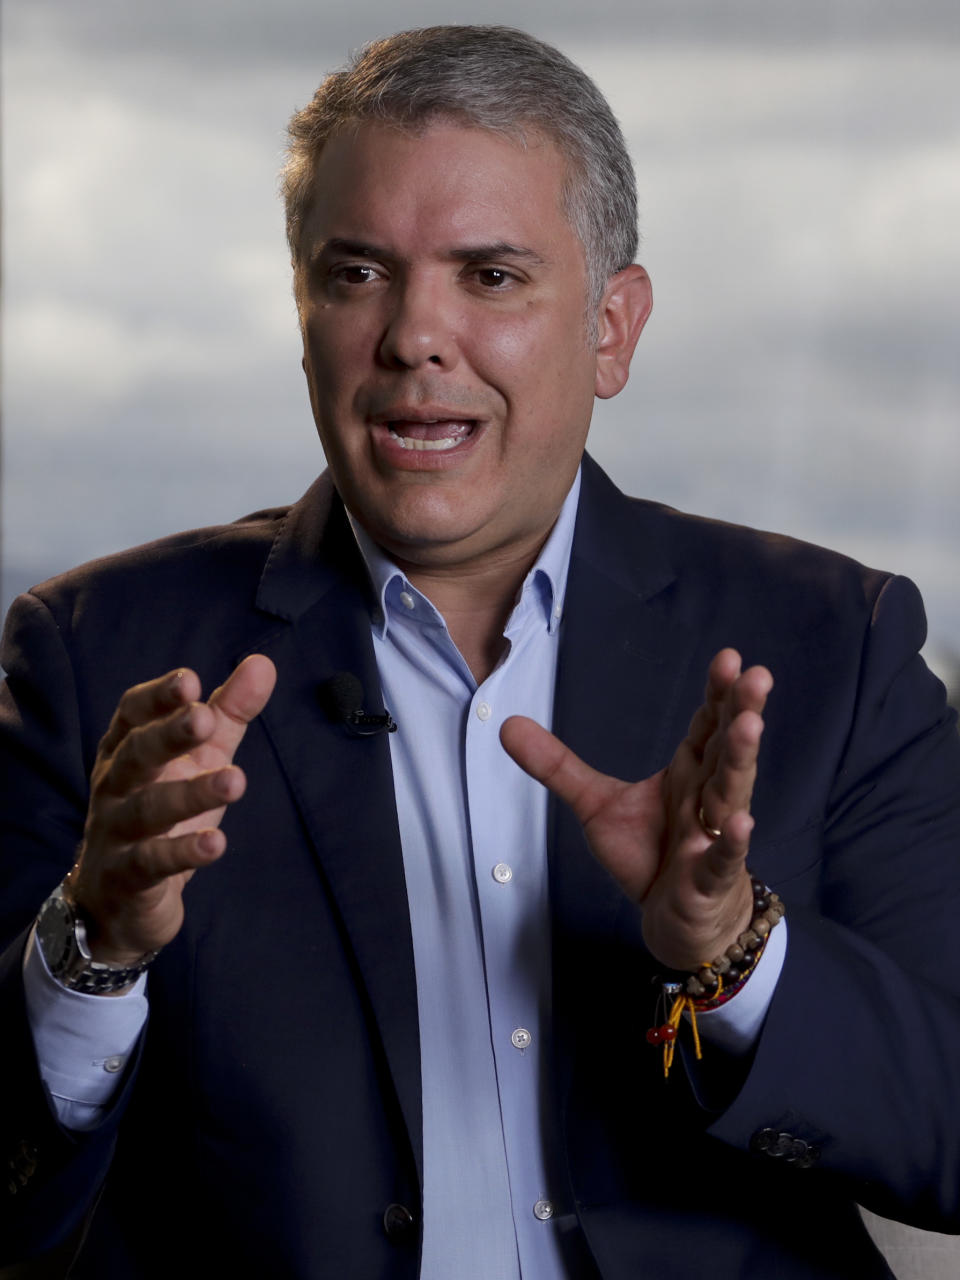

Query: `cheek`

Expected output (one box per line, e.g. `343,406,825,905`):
470,305,589,396
305,324,363,407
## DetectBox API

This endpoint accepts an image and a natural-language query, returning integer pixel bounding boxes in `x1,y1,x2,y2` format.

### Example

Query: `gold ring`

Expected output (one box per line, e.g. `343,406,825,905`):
698,805,722,840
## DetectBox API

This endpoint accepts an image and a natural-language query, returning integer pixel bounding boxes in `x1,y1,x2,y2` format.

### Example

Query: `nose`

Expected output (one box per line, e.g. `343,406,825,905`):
378,274,457,370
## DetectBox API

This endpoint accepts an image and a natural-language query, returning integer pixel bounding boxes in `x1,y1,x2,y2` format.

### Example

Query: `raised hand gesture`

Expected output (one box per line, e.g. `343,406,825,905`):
501,649,772,970
66,655,277,967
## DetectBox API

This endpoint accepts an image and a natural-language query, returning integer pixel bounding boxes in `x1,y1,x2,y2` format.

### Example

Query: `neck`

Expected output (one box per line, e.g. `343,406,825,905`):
400,545,544,685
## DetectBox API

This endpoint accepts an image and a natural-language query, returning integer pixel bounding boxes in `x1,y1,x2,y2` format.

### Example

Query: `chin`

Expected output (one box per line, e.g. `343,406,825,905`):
366,495,485,551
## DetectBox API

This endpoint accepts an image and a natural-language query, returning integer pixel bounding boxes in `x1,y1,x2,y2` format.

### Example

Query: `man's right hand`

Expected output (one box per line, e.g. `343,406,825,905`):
66,655,277,967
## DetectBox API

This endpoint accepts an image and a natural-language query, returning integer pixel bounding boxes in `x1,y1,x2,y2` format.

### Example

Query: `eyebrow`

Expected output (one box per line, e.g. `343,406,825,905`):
448,242,547,267
309,238,546,268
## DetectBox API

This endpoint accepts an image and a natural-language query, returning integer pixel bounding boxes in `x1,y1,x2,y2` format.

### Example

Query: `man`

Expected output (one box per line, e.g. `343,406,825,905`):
1,25,958,1279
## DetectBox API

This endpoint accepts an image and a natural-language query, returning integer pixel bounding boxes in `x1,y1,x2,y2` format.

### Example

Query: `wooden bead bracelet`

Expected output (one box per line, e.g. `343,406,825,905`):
649,877,785,1076
682,878,785,1000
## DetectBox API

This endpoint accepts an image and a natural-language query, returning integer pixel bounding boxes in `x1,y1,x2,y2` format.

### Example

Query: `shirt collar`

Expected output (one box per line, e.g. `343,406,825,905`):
348,466,581,642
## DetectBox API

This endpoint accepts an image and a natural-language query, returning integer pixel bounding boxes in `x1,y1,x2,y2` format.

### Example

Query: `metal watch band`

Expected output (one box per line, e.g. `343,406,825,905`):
36,883,159,994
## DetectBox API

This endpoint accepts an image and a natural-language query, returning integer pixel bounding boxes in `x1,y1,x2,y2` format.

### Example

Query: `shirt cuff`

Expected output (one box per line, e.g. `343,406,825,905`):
23,925,148,1130
690,918,788,1053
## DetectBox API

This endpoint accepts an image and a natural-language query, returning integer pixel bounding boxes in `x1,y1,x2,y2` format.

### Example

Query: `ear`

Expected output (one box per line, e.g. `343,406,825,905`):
594,265,653,400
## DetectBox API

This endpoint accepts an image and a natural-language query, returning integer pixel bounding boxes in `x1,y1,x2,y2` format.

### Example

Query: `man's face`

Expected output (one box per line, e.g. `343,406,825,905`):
296,121,610,573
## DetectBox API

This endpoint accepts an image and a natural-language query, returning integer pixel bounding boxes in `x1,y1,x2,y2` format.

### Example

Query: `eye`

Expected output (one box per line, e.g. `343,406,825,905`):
471,266,517,290
332,263,381,286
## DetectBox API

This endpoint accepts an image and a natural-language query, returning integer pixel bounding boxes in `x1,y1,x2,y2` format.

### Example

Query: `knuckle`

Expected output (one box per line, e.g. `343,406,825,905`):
123,785,169,838
82,808,112,854
124,839,164,883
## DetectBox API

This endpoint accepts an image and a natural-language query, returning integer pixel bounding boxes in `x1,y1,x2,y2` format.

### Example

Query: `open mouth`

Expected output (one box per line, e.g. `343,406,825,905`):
386,420,477,452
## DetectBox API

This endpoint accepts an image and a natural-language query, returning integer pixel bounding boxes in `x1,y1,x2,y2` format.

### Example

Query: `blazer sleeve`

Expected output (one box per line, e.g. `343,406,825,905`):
707,574,960,1230
0,591,137,1263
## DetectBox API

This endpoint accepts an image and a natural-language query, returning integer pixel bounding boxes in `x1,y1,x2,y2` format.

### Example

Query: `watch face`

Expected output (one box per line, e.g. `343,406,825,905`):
37,894,76,976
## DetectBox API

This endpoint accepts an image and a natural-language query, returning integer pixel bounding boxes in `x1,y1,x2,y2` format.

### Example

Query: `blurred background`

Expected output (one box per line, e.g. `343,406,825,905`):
2,1,958,707
1,3,959,1273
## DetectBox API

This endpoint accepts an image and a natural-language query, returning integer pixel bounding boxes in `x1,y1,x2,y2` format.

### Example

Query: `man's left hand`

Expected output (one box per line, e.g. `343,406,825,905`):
500,649,773,971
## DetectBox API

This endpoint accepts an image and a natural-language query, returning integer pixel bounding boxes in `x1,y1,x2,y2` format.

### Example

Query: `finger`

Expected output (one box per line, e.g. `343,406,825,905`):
103,766,246,842
701,660,773,778
705,648,743,702
706,655,772,728
208,655,277,728
500,715,623,825
698,810,755,881
100,701,217,796
685,649,742,754
699,707,766,831
730,664,774,717
711,665,772,783
120,827,229,889
99,668,202,756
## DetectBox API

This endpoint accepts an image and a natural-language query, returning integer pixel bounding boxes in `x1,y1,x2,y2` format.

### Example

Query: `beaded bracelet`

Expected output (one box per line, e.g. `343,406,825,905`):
683,879,785,1000
648,877,785,1077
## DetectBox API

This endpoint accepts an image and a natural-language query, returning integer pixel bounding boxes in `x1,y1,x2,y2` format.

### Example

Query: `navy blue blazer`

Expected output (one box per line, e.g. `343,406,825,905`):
2,456,959,1278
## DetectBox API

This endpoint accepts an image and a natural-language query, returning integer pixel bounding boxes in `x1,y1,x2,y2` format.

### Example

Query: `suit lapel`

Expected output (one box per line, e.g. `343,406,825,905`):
548,459,708,1108
235,476,423,1175
550,457,700,920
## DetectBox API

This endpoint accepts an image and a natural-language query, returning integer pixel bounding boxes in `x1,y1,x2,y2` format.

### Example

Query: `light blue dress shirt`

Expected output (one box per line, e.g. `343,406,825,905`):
349,472,583,1279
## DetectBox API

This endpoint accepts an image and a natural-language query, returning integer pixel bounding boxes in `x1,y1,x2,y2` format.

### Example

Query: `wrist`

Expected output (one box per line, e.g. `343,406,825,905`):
64,867,157,967
673,879,785,1001
649,880,786,1075
643,871,755,973
36,880,160,996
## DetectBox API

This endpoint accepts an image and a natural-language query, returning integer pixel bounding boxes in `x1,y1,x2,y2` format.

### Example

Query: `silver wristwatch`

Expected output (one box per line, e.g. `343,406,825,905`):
35,883,158,995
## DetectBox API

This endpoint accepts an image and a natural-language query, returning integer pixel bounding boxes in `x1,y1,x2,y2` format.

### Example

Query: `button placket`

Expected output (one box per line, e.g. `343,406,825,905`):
459,619,565,1269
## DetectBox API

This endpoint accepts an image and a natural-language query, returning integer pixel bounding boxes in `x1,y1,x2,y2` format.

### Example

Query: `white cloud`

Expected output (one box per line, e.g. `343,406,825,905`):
3,14,958,669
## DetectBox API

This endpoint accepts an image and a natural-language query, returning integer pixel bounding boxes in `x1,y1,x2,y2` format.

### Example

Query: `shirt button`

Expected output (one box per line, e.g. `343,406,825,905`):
511,1027,532,1051
553,603,563,620
492,862,513,884
476,701,492,722
103,1056,125,1073
533,1199,555,1221
399,590,415,610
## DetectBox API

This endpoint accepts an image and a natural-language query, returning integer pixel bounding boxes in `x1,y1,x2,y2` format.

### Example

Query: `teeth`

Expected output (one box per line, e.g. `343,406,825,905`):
389,430,463,452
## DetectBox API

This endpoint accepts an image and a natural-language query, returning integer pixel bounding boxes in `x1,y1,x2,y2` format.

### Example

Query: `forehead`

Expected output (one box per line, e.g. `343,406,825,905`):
299,120,583,266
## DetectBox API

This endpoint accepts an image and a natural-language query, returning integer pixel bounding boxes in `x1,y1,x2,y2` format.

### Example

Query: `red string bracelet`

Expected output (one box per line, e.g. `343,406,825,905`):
649,878,784,1078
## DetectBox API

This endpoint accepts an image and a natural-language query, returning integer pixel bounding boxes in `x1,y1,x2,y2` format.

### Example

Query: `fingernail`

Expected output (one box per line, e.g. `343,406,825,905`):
212,770,234,797
197,830,220,856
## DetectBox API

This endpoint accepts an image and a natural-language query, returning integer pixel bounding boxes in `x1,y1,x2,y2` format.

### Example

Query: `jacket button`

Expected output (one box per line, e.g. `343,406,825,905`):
750,1128,820,1168
5,1139,39,1195
383,1202,416,1243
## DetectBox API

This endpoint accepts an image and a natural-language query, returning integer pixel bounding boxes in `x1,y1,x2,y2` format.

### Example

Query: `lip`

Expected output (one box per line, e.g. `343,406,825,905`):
369,404,482,425
369,407,485,470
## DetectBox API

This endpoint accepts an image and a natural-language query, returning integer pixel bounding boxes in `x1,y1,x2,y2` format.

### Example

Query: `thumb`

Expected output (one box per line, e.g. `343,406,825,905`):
209,654,277,726
500,715,622,825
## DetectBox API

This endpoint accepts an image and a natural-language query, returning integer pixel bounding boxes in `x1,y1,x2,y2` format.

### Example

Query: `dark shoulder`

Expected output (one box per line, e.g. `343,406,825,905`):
577,456,902,654
29,504,290,611
5,504,299,703
650,499,889,604
590,458,888,602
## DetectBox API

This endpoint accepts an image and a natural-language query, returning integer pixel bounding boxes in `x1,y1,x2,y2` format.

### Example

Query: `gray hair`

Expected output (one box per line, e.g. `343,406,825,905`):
282,25,638,304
